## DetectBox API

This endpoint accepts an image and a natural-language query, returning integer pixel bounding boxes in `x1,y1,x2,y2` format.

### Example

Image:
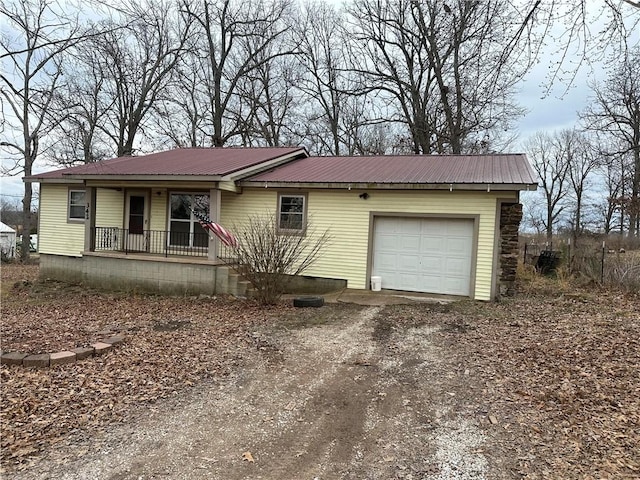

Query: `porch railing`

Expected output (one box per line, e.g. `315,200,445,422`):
94,227,210,257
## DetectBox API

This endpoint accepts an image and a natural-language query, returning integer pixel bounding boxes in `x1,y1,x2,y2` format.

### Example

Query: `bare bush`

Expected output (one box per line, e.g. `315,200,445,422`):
228,214,331,305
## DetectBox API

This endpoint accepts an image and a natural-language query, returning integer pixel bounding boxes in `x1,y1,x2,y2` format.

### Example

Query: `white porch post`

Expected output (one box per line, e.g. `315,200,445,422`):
83,186,96,252
208,189,221,261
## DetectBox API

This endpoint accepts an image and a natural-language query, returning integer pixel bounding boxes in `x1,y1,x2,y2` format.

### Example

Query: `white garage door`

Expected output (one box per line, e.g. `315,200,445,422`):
372,217,474,296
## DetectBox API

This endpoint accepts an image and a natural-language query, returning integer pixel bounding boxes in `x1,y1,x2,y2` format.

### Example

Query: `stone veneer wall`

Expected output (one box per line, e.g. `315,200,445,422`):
499,203,523,298
39,254,219,295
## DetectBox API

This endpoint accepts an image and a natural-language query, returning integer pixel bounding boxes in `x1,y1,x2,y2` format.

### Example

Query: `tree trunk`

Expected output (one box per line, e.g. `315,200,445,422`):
546,193,553,246
630,147,640,237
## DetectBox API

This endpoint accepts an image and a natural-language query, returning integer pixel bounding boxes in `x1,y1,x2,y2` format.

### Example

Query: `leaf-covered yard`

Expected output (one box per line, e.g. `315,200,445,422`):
0,264,284,472
385,292,640,478
1,263,639,478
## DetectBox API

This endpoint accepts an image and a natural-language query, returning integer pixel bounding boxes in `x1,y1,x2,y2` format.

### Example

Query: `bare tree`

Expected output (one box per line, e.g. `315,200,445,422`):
345,0,527,154
182,0,296,147
565,132,599,245
292,1,378,155
597,149,629,234
48,44,114,165
525,131,572,244
582,49,640,237
509,2,639,95
88,0,192,157
234,40,300,147
152,63,212,149
0,0,86,259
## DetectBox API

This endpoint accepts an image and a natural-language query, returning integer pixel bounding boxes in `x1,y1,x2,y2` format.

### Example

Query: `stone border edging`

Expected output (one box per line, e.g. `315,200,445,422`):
0,335,125,368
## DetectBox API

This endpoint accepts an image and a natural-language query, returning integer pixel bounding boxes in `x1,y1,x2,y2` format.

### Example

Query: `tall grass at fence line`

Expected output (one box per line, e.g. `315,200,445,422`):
518,237,640,294
569,238,639,293
603,251,640,293
516,262,572,296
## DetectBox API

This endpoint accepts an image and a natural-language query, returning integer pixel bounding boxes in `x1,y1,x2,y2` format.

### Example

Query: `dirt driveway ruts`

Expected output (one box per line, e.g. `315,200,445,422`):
12,303,496,480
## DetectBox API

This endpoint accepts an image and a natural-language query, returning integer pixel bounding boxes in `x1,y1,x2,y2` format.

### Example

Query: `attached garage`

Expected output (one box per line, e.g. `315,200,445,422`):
372,216,475,296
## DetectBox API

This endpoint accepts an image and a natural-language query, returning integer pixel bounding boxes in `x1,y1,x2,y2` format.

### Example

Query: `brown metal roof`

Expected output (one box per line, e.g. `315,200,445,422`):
243,154,537,186
29,147,307,180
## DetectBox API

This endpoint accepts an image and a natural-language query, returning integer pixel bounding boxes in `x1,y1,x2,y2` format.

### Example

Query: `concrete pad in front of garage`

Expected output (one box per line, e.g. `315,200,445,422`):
323,288,457,306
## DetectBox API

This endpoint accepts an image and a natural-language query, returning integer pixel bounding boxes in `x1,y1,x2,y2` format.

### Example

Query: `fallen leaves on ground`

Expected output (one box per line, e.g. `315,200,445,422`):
0,264,289,473
2,264,639,479
384,288,640,479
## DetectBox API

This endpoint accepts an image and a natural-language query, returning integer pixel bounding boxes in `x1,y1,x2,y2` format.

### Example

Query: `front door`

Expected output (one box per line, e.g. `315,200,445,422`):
125,191,149,252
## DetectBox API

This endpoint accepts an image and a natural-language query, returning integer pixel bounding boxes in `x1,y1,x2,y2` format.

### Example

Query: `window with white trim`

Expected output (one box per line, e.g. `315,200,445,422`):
68,190,86,222
168,193,209,247
278,194,306,232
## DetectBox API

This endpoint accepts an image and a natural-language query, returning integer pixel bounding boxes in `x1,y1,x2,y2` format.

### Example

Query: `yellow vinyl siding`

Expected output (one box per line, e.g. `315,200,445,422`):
150,190,168,231
221,188,517,300
96,188,124,228
39,185,85,256
220,190,278,228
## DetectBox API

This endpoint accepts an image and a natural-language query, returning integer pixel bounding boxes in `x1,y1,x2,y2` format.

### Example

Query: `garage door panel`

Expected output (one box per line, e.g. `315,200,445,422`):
402,220,422,234
446,221,472,235
445,258,468,275
420,235,444,250
401,235,421,250
377,235,400,250
377,252,399,269
373,217,473,296
442,278,467,295
420,274,443,291
420,255,444,271
446,237,472,254
398,254,421,271
397,273,419,290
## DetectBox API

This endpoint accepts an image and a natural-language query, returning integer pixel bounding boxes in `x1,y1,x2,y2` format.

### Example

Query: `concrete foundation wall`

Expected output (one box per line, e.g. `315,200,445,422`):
40,254,219,295
285,274,347,294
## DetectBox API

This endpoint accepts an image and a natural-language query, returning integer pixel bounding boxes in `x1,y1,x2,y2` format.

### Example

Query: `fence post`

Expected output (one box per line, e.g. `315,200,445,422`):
601,241,605,284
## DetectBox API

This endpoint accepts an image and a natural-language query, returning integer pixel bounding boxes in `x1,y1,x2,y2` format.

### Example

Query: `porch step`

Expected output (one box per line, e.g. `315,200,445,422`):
227,272,248,297
215,266,231,294
215,265,254,298
235,280,253,298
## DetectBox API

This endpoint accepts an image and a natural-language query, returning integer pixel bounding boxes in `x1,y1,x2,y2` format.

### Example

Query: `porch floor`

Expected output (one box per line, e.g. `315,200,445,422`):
83,250,225,265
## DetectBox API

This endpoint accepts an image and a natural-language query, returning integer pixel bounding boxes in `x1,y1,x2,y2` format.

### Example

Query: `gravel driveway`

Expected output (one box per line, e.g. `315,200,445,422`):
12,303,498,480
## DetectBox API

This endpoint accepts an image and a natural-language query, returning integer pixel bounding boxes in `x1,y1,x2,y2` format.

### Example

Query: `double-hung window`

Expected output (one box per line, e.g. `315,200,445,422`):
68,190,86,222
168,193,209,248
278,193,306,233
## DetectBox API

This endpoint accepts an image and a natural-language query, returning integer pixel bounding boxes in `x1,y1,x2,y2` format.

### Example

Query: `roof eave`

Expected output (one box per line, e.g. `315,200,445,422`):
221,148,309,181
24,176,84,184
59,174,225,182
239,181,538,191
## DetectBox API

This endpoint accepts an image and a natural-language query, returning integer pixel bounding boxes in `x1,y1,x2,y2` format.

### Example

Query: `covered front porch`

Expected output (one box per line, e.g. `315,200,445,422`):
40,184,248,295
82,185,233,262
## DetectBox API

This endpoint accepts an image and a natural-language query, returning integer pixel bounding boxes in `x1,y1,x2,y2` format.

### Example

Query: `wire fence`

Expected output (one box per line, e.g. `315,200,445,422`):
522,238,640,290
